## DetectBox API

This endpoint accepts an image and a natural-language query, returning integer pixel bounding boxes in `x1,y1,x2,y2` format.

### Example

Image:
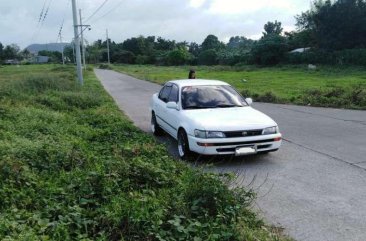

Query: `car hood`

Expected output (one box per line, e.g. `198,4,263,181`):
183,107,277,131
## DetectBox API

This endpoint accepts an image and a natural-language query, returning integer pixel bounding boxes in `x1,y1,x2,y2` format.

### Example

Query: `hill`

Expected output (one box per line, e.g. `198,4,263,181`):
26,43,70,53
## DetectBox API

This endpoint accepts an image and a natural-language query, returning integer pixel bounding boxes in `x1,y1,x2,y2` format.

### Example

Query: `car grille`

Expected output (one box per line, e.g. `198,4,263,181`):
210,138,276,146
224,129,263,138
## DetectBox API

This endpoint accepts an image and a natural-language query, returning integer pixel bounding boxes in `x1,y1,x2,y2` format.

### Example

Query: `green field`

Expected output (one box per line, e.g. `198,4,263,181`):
112,64,366,109
0,64,291,240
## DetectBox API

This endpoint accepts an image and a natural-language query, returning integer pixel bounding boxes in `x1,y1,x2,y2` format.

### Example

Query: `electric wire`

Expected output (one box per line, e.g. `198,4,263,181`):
30,0,55,43
84,0,110,23
56,0,71,43
41,0,54,26
89,0,124,24
38,0,48,24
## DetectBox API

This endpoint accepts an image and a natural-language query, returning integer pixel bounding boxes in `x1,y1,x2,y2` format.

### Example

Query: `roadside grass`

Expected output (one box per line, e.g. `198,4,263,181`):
0,64,291,240
112,64,366,109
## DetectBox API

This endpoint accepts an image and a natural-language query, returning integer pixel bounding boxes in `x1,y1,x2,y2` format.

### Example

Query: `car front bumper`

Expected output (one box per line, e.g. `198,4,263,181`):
187,134,282,155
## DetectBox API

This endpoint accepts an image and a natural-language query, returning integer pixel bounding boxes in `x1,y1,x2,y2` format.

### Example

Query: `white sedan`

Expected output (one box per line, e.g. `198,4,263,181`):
150,79,282,159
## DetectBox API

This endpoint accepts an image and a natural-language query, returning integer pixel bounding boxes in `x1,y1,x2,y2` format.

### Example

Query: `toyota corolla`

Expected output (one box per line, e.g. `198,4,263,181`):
150,79,282,159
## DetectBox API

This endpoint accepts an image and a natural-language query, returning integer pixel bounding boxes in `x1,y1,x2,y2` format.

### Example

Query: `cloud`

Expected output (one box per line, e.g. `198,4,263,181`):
0,0,310,49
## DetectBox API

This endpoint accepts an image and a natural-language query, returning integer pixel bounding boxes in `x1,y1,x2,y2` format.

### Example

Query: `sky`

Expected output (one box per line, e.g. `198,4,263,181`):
0,0,311,49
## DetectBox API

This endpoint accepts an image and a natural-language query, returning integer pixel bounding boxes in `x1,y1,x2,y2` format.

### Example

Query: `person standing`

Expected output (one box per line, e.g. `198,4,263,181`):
188,69,196,79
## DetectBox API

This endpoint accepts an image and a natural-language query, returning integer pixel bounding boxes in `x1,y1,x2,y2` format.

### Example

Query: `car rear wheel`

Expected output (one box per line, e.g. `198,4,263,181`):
177,129,191,159
151,112,163,136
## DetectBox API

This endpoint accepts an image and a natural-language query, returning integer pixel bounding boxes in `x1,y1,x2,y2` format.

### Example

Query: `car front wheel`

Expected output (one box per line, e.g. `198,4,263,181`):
177,129,191,159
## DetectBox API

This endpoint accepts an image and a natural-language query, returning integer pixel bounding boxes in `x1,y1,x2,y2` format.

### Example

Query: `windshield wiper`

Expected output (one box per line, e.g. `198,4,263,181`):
214,104,243,108
184,106,210,109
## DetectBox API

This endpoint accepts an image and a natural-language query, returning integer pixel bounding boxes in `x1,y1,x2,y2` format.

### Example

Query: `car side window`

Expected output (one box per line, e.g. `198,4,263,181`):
168,84,179,103
159,85,172,103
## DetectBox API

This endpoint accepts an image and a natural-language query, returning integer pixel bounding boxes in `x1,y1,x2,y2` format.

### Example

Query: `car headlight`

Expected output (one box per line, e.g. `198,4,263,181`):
262,126,279,135
194,130,226,138
194,129,207,138
207,131,226,138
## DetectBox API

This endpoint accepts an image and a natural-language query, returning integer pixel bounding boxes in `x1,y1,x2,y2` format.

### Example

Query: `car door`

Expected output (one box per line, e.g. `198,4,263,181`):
155,84,172,132
164,84,180,137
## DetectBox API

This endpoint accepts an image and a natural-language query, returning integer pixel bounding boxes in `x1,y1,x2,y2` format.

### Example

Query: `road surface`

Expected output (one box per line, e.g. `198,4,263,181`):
95,69,366,241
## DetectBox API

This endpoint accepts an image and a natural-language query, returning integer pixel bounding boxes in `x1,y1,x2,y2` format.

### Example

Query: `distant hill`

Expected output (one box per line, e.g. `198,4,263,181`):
26,43,70,54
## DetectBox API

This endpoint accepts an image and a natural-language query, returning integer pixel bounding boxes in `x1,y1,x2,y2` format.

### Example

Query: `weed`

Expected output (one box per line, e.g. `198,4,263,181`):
112,64,366,109
0,65,290,241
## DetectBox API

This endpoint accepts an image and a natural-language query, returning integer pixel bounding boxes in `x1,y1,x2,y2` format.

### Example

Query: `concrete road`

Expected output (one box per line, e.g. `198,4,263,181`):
95,69,366,241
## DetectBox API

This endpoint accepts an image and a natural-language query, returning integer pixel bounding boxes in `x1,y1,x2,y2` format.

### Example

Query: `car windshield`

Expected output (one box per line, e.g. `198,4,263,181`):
181,85,248,110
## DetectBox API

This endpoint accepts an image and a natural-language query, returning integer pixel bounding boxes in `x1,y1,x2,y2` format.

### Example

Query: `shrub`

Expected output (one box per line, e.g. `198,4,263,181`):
250,35,288,65
98,64,112,69
0,67,276,240
198,49,218,65
165,48,192,66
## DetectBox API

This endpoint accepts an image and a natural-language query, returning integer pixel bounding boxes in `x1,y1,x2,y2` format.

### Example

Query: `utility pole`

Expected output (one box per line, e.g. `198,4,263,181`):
72,39,76,64
106,29,110,64
71,0,83,85
60,34,65,65
79,9,86,70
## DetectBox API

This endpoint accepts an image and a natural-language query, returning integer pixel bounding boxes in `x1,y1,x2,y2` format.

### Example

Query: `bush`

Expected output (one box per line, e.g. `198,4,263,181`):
98,64,112,69
165,48,192,66
251,35,288,65
111,50,136,64
0,66,280,240
285,48,366,66
198,49,218,65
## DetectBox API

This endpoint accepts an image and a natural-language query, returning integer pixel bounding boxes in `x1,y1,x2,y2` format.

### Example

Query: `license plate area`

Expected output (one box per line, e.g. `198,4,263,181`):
235,145,257,156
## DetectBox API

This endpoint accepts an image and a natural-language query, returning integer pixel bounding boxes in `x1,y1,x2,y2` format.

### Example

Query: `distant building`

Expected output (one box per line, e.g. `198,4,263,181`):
31,56,50,64
289,47,311,53
4,59,20,65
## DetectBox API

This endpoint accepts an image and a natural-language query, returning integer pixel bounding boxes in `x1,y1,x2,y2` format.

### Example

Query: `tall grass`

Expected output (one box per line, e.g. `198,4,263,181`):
0,65,290,240
112,64,366,109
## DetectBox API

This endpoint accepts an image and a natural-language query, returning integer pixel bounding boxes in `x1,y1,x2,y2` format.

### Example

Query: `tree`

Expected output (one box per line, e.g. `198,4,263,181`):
0,42,4,62
227,36,254,50
251,35,288,65
295,0,366,50
165,47,192,65
263,21,283,37
38,50,62,63
155,37,176,51
111,50,135,64
3,44,20,59
285,30,316,49
198,49,218,65
188,42,200,56
201,34,224,51
20,49,31,60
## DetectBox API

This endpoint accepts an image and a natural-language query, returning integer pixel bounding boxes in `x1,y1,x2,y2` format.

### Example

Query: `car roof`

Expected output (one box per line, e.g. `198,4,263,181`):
167,79,230,87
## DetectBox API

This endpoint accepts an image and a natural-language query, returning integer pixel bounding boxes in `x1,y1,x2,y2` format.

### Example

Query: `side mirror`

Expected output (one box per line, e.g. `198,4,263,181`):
245,98,253,106
167,101,179,110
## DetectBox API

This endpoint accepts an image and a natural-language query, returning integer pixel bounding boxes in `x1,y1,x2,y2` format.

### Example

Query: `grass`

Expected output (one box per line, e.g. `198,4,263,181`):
112,64,366,109
0,64,291,240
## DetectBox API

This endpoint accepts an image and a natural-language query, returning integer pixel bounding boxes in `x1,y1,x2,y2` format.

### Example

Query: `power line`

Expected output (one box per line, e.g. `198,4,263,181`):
30,0,54,43
84,0,110,23
56,0,71,43
41,0,54,26
89,0,124,24
56,19,65,43
38,0,48,24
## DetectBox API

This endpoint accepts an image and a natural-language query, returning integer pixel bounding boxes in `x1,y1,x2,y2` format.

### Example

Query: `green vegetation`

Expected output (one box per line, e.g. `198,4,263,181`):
113,64,366,110
0,65,290,240
3,0,366,68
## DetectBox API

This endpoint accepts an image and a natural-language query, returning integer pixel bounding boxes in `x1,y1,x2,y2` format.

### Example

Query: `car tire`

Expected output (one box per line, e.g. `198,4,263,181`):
151,112,163,136
177,129,191,160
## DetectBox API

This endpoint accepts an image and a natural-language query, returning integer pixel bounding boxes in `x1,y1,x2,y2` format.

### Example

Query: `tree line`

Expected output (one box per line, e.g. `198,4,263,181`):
2,0,366,66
